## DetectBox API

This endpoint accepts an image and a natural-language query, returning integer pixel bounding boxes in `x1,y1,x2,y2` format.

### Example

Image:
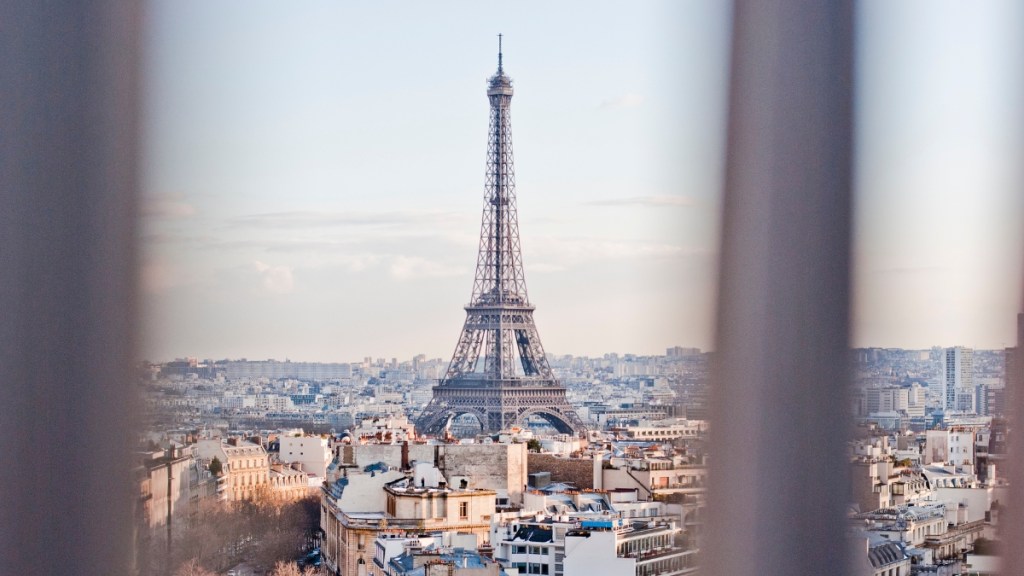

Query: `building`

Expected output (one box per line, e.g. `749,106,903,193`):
562,519,696,576
492,491,617,576
269,461,317,501
339,442,528,507
279,433,332,478
596,447,708,500
137,446,192,534
387,547,505,576
924,427,977,466
849,457,931,513
852,535,912,576
134,443,220,572
490,488,693,576
135,444,217,553
854,501,986,566
352,415,418,444
322,463,497,576
944,347,974,412
195,438,270,501
223,360,353,380
615,419,707,442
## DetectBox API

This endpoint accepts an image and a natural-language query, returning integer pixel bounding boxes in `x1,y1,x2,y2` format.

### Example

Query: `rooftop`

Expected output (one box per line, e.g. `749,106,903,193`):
389,548,500,576
511,525,554,543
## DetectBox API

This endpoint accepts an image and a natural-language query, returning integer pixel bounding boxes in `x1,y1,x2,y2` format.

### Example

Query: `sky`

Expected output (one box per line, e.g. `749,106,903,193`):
141,1,1024,362
854,1,1024,351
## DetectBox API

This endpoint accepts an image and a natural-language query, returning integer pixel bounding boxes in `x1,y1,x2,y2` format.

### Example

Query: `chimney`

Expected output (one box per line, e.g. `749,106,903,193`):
228,438,239,447
402,441,410,470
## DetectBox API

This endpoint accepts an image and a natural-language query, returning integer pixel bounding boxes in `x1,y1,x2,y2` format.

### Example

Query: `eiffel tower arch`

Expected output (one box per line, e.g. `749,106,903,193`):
416,38,586,438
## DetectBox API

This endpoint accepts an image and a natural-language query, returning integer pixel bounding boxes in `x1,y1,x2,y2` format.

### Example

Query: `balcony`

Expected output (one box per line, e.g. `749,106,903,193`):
627,547,695,563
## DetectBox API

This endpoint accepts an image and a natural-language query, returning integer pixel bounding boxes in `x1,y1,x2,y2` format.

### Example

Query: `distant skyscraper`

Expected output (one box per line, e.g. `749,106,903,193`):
944,346,974,412
416,39,585,437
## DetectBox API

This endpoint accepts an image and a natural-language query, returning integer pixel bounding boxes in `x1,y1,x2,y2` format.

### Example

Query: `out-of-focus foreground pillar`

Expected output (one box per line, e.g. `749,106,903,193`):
706,2,854,576
1008,334,1024,573
0,2,140,575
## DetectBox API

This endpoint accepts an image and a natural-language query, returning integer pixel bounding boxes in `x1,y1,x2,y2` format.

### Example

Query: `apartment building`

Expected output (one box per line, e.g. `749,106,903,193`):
322,464,496,576
563,519,696,576
196,438,270,501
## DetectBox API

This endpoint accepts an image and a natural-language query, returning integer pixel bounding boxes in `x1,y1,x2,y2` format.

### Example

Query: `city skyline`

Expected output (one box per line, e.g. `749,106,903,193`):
142,2,1023,363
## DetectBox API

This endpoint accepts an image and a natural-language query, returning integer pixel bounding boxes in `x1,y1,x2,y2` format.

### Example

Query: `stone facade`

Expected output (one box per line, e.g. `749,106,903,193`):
528,454,594,490
196,439,270,502
322,469,495,576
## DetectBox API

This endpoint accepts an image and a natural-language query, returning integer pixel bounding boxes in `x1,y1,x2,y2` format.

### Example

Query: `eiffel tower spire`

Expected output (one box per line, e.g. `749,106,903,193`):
416,40,586,437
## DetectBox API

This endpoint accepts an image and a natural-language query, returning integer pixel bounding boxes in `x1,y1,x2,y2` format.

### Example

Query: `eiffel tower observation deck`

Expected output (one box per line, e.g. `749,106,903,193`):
416,38,586,438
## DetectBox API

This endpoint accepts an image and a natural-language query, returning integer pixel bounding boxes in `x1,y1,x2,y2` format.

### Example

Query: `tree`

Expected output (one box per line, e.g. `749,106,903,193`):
269,560,320,576
174,558,216,576
526,438,542,453
156,490,321,575
250,494,321,570
208,456,222,476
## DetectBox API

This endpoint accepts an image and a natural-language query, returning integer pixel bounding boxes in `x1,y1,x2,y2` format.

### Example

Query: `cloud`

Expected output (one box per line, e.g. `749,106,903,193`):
599,93,644,109
231,210,467,230
389,256,465,280
526,263,567,273
142,194,197,219
340,254,382,273
586,195,696,208
528,237,711,268
254,261,295,293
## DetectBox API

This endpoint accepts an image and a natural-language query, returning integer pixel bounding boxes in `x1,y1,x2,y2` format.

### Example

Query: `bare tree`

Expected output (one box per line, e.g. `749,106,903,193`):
269,560,303,576
268,559,323,576
174,558,216,576
153,491,321,575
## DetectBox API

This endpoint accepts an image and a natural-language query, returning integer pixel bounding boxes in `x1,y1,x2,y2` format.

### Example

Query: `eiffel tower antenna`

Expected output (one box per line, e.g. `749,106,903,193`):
416,39,586,438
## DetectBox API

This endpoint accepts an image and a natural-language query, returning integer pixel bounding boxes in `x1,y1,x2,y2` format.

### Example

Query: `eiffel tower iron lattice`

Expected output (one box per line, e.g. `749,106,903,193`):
416,39,586,438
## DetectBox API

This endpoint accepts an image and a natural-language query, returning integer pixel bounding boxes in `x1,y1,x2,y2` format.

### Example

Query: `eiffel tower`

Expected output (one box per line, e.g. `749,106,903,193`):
416,38,586,438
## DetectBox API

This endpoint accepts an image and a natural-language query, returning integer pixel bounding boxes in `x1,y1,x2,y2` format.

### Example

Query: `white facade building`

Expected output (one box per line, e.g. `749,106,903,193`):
944,347,974,412
562,519,696,576
279,434,331,478
925,428,976,466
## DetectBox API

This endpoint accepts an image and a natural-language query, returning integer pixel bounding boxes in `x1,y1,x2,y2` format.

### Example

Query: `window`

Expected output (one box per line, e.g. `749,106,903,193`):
459,501,468,519
513,546,527,555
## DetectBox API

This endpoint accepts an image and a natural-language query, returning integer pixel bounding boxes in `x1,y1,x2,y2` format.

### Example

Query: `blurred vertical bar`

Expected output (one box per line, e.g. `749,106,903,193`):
0,2,140,575
1007,333,1024,573
1006,139,1024,568
706,2,853,576
1004,6,1024,575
